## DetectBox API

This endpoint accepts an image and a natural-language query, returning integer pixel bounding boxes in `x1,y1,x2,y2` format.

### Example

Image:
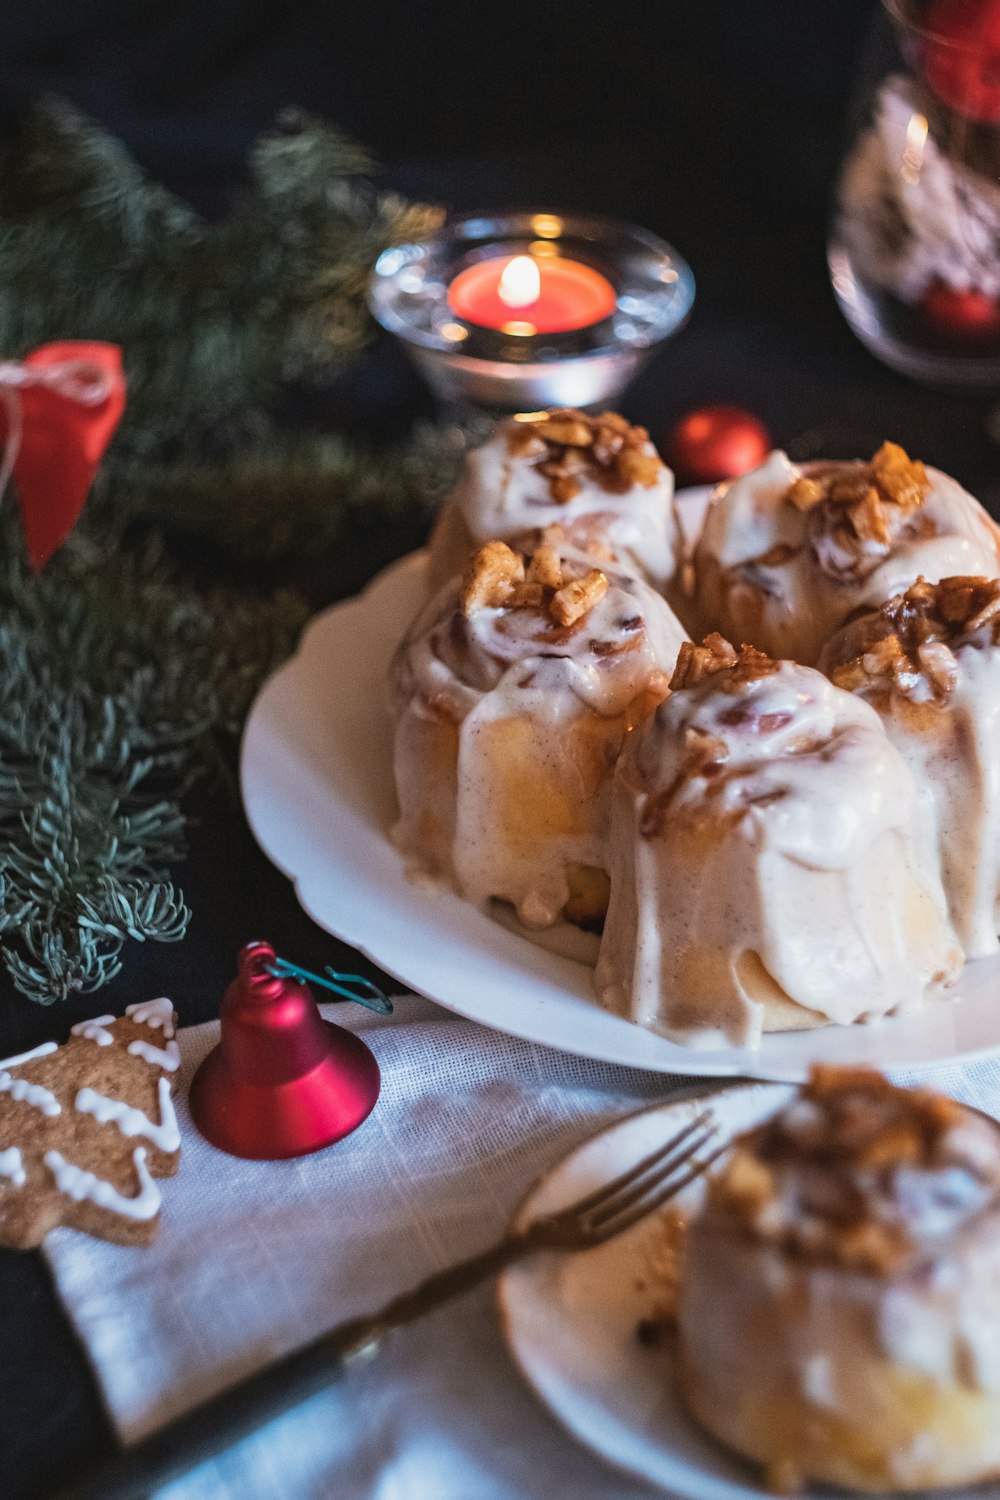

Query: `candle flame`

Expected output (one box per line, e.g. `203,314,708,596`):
901,111,928,185
498,255,541,309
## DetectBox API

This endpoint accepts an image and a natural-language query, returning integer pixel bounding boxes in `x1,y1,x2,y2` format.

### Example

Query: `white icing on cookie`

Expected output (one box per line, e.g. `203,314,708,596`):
127,1038,180,1073
74,1075,180,1152
125,998,175,1039
0,1148,26,1188
44,1146,161,1221
70,1016,115,1048
0,1042,57,1069
0,1070,61,1117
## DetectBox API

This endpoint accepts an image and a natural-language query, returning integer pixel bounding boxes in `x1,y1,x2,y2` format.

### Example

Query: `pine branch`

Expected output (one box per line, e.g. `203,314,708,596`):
0,102,465,1004
102,420,478,560
0,518,308,1004
0,99,444,454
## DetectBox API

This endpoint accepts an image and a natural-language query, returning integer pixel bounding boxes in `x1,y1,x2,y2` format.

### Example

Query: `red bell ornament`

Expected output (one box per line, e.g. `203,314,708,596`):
189,942,381,1160
667,405,771,486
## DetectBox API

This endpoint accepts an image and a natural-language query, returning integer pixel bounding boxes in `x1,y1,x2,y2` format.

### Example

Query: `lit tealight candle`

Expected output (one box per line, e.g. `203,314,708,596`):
448,253,618,335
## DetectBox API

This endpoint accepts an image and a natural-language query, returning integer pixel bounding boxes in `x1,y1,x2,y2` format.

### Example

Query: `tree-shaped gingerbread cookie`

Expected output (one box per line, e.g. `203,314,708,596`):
0,998,181,1248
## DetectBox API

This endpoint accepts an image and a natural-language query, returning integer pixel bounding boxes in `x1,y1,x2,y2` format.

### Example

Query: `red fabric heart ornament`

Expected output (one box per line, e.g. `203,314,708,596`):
0,341,126,570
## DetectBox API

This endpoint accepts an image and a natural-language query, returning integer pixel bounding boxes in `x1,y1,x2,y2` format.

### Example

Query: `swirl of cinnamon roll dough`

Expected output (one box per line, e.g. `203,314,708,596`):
820,575,1000,959
595,635,962,1047
678,1065,1000,1493
389,538,686,931
691,442,1000,664
427,408,682,599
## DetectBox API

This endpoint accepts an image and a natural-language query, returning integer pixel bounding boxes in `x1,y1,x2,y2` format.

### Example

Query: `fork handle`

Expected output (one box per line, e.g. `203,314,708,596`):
52,1230,537,1500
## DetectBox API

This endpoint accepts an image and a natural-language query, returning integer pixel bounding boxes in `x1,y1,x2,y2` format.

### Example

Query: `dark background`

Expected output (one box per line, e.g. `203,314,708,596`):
3,3,998,1495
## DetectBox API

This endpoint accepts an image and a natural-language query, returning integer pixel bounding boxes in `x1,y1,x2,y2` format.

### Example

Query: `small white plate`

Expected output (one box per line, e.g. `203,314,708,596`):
497,1087,998,1500
240,492,1000,1081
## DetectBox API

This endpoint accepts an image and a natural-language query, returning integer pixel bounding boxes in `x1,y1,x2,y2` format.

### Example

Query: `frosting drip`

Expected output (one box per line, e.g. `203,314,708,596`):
0,1042,57,1070
391,542,685,927
0,1148,25,1188
0,1069,61,1117
128,1038,181,1072
434,409,679,590
45,1146,161,1222
822,578,1000,957
639,653,913,870
126,998,176,1037
75,1075,181,1153
71,1016,115,1047
596,641,961,1046
694,448,1000,664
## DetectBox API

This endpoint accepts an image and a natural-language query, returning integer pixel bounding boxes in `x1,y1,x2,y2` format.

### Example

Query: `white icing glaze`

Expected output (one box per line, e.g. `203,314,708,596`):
70,1015,115,1047
824,629,1000,960
390,550,685,927
127,1038,181,1072
0,1148,26,1188
125,997,176,1039
596,659,961,1046
75,1075,180,1153
693,450,1000,664
0,1041,57,1069
44,1146,161,1221
0,1070,61,1117
679,1209,1000,1488
431,419,680,591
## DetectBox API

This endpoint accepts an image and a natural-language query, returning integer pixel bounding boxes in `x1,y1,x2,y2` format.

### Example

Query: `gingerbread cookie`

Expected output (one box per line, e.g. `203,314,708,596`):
0,998,182,1249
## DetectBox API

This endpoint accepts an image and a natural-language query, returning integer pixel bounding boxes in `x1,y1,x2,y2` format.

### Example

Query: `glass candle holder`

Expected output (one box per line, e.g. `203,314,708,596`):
369,210,695,412
829,0,1000,387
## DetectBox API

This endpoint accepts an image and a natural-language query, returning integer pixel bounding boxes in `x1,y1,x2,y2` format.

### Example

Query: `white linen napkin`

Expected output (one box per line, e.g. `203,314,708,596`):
42,996,1000,1500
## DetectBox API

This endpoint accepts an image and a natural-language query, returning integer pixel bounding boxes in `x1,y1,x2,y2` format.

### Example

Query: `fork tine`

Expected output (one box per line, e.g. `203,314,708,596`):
584,1122,721,1231
591,1137,730,1242
559,1108,714,1220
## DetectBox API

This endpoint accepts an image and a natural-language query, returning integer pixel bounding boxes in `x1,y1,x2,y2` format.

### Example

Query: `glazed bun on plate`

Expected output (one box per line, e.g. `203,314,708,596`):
678,1066,1000,1493
692,442,1000,664
389,536,686,932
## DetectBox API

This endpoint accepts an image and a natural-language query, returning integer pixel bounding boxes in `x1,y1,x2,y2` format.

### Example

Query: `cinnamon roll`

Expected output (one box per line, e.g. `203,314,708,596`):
389,538,685,931
678,1066,1000,1493
596,635,962,1046
821,575,1000,959
692,442,1000,664
427,408,682,598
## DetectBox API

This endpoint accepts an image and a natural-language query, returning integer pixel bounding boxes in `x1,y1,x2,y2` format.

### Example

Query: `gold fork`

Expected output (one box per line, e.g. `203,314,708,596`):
57,1107,723,1500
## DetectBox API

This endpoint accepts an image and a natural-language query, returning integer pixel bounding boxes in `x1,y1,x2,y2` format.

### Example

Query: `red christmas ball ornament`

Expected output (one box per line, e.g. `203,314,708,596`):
923,0,1000,121
189,942,381,1160
922,281,1000,340
667,405,772,485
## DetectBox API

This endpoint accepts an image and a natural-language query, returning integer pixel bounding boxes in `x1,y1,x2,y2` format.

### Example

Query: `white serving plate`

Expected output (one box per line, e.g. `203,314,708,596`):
240,502,1000,1082
497,1087,995,1500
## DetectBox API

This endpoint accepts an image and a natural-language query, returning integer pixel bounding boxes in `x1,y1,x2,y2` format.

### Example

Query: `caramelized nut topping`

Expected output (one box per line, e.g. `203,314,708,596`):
525,543,563,589
706,1066,998,1276
507,581,545,609
827,575,1000,704
460,542,614,629
550,569,609,626
786,476,824,512
459,541,525,615
784,443,930,580
670,634,780,692
536,415,593,447
508,408,665,504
